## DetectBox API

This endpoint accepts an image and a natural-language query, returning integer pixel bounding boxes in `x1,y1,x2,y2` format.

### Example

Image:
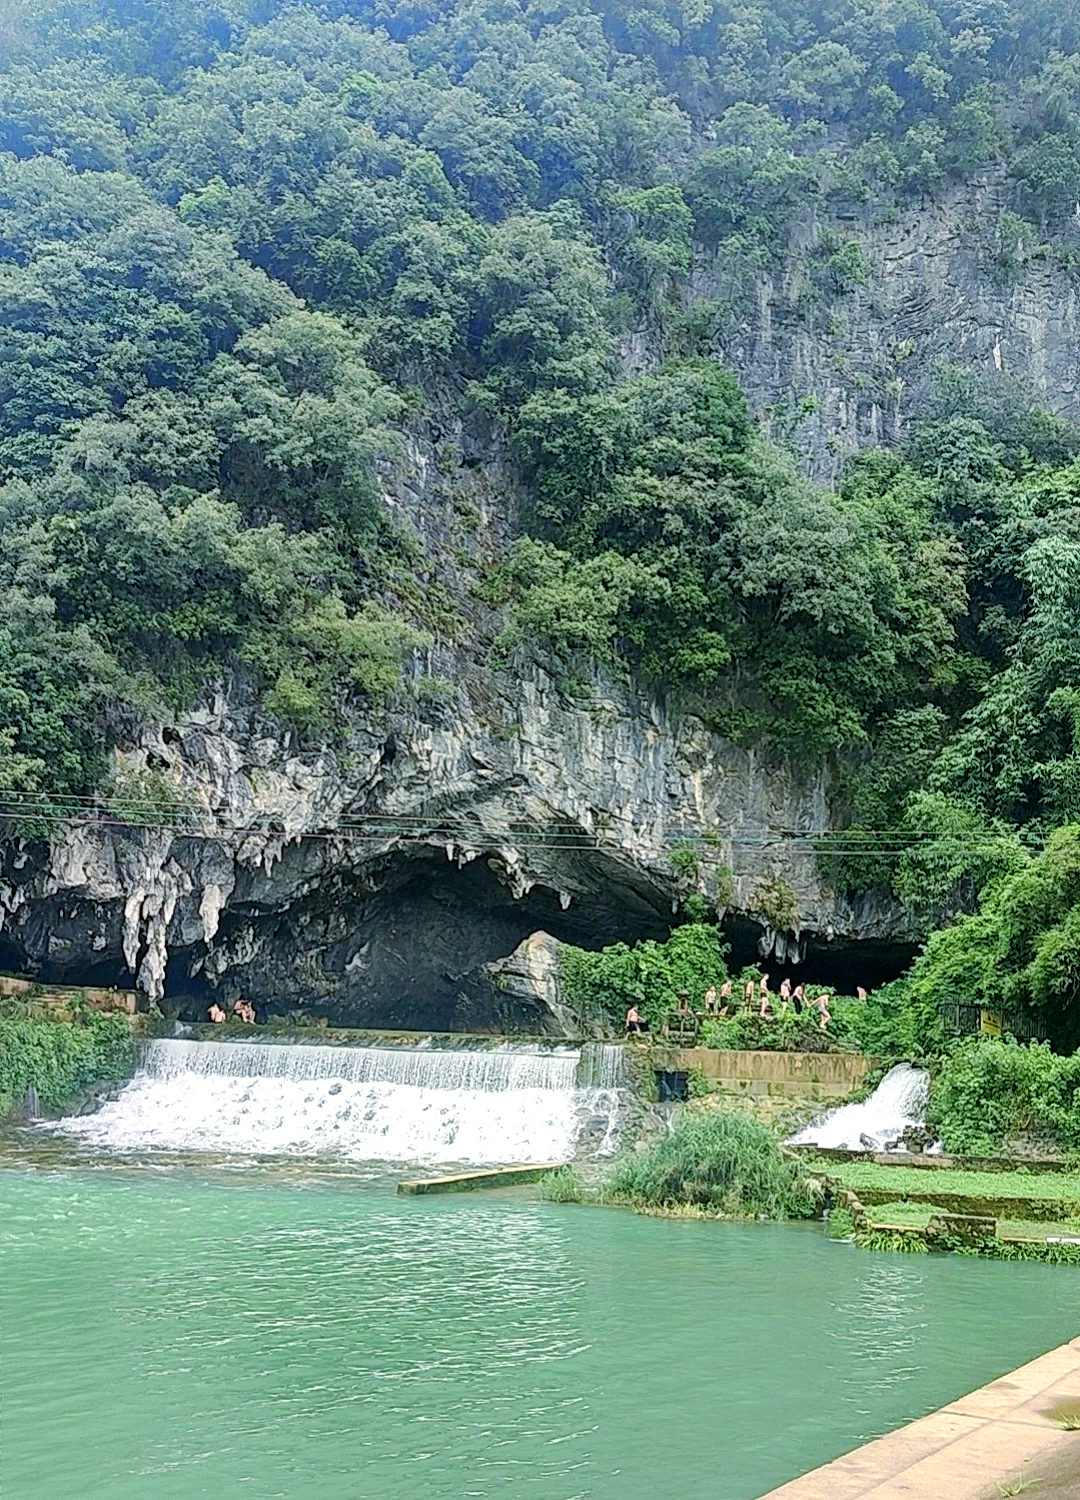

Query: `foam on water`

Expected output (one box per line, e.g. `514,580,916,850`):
57,1039,624,1165
787,1062,930,1151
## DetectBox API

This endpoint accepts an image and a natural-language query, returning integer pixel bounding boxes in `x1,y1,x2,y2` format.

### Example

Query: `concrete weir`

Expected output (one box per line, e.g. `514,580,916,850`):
755,1336,1080,1500
397,1163,567,1195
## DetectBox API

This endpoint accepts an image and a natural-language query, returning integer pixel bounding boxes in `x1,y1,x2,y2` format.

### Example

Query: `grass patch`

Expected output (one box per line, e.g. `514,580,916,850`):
990,1240,1080,1264
809,1161,1080,1203
605,1111,819,1219
997,1216,1080,1241
864,1200,941,1230
853,1227,929,1254
538,1166,588,1203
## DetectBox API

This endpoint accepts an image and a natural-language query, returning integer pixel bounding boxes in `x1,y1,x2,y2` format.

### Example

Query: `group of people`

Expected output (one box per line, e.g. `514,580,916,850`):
207,997,256,1025
626,976,871,1035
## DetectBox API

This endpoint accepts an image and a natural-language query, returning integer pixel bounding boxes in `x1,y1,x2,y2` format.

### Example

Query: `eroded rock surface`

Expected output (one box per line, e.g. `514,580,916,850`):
0,643,910,1030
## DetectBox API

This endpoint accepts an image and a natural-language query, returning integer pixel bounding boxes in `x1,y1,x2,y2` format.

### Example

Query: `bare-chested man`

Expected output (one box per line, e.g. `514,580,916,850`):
815,990,831,1031
758,974,771,1018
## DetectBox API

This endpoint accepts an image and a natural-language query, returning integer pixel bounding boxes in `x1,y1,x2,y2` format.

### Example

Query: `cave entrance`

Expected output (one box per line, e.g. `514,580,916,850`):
721,915,917,995
163,843,675,1029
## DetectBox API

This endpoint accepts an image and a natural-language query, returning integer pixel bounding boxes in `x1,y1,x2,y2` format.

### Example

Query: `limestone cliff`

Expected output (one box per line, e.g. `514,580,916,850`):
8,181,1064,1028
0,636,908,1028
686,174,1080,482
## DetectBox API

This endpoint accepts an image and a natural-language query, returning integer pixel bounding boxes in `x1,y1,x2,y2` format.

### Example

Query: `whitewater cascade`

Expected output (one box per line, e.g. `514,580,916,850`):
58,1039,628,1165
787,1063,930,1152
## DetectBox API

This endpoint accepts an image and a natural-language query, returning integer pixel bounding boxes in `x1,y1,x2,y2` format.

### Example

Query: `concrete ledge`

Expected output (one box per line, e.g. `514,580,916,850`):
672,1048,880,1093
754,1336,1080,1499
397,1163,568,1195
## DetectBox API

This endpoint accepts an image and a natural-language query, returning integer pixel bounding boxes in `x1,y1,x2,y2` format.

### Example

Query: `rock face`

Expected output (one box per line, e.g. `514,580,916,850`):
9,183,1059,1028
457,931,593,1037
688,175,1080,482
0,646,911,1028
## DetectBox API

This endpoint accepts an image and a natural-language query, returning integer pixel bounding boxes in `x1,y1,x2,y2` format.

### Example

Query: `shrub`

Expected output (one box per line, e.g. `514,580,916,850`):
560,922,729,1030
826,1203,856,1239
829,981,947,1058
605,1110,817,1218
853,1228,929,1254
0,1013,136,1117
700,1010,826,1052
927,1036,1080,1154
695,984,942,1058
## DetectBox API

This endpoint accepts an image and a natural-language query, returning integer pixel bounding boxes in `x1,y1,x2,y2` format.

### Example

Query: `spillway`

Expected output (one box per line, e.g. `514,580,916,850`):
57,1039,628,1165
787,1062,930,1151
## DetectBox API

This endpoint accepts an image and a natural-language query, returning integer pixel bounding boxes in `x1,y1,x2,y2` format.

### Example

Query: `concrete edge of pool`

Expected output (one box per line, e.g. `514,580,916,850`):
397,1162,568,1194
754,1334,1080,1499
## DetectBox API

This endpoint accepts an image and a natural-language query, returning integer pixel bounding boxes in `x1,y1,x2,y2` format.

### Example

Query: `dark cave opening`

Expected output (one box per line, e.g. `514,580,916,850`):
0,842,915,1028
721,915,918,996
159,853,917,1025
164,847,676,1025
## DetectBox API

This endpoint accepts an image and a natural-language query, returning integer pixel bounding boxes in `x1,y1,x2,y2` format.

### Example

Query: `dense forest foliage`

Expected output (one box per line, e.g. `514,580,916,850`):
5,0,1080,1030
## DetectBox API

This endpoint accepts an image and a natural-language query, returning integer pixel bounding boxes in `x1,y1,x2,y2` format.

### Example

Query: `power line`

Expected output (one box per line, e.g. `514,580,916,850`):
0,795,1044,860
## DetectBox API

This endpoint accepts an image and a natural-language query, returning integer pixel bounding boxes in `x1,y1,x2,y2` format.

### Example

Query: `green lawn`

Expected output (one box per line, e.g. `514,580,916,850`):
863,1200,939,1229
808,1161,1080,1203
860,1198,1080,1243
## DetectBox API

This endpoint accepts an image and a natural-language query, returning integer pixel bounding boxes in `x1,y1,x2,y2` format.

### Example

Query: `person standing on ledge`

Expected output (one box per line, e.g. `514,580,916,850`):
625,1004,645,1035
743,978,756,1010
719,979,734,1015
703,985,717,1013
815,990,831,1031
758,974,771,1018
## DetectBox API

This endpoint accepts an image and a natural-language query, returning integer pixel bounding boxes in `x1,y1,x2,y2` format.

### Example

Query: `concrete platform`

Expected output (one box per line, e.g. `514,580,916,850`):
397,1163,568,1195
754,1335,1080,1499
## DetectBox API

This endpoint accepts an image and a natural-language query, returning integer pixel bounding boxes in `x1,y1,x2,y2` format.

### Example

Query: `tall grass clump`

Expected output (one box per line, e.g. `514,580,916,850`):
538,1166,588,1203
605,1111,817,1219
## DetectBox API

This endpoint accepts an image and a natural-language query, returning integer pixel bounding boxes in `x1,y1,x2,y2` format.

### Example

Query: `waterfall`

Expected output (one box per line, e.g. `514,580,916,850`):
57,1039,626,1166
143,1039,580,1091
575,1042,630,1090
787,1063,930,1152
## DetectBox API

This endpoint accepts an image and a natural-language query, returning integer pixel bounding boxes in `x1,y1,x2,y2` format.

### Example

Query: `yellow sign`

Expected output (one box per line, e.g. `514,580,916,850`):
980,1008,1003,1037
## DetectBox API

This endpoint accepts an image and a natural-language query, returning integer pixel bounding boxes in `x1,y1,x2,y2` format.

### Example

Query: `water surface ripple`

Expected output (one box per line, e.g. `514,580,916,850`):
2,1159,1077,1500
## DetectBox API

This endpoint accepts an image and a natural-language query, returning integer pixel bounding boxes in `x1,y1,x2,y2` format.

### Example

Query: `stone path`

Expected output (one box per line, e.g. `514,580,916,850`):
755,1336,1080,1500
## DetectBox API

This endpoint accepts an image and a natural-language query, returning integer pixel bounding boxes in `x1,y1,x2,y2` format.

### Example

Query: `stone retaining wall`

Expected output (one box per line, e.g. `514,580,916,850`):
0,974,137,1014
671,1047,879,1100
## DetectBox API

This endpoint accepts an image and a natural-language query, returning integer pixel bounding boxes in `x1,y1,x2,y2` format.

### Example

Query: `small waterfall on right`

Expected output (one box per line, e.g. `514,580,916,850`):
787,1063,930,1151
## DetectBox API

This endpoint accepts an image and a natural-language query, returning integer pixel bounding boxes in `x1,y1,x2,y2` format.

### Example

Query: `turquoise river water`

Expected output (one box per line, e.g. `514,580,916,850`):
2,1148,1078,1500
